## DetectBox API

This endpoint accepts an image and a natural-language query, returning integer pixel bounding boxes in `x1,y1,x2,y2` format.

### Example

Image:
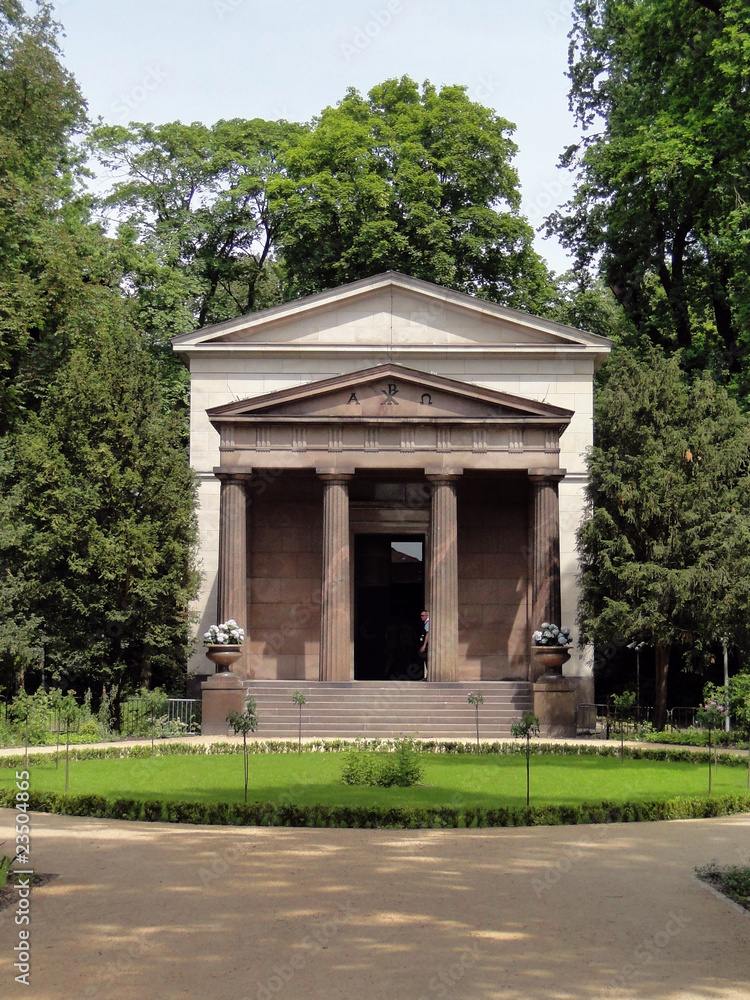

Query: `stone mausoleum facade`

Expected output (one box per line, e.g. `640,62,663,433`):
172,272,611,717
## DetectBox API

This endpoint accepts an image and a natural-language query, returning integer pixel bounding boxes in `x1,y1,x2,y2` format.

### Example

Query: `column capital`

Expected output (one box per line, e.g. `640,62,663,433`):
316,468,355,482
528,468,567,485
425,468,463,483
213,468,254,482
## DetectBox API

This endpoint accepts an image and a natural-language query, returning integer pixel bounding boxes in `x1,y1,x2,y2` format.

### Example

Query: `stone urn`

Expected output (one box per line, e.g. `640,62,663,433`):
205,644,242,673
531,645,572,676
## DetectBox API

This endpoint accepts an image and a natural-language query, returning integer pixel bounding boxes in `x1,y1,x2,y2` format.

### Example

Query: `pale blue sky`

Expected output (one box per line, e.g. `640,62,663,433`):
54,0,579,274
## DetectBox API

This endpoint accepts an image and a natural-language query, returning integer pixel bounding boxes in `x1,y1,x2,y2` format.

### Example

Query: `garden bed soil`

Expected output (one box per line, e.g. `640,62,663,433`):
0,872,58,911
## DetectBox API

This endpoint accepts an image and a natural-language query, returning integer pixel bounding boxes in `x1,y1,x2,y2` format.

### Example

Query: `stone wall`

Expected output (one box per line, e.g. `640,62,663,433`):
457,476,529,681
245,473,323,679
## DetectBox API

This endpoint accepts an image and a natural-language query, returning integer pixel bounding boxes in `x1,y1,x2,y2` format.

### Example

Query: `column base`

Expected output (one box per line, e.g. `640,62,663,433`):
533,675,577,738
201,673,245,736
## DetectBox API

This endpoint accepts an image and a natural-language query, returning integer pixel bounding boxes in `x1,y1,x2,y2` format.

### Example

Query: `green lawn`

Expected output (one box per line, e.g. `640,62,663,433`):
1,752,745,809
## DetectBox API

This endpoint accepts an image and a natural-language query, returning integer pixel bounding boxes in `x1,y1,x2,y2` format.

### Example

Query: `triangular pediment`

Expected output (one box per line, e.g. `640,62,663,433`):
207,364,573,425
173,272,612,355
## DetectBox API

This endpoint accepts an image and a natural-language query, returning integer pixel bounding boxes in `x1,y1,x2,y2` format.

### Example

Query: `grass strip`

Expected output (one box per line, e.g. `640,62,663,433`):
1,738,749,769
1,787,748,829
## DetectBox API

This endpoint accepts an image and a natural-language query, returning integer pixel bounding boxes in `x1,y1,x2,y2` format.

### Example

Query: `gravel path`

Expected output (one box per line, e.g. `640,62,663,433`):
0,808,748,999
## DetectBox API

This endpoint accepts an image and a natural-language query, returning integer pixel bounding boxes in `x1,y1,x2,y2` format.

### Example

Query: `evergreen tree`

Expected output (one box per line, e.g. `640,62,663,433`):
578,349,750,728
1,322,199,696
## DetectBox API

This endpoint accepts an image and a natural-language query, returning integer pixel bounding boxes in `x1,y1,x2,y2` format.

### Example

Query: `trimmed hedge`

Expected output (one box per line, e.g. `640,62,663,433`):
2,737,750,771
1,786,748,830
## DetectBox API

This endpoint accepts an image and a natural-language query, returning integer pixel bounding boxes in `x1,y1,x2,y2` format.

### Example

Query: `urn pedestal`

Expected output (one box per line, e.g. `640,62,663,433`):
531,646,575,737
202,644,245,735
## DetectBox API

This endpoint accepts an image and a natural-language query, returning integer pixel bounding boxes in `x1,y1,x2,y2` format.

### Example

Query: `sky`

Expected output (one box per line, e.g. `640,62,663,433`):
53,0,580,275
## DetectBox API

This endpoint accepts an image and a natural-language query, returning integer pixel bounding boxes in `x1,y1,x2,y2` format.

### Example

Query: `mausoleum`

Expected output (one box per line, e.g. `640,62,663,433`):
172,272,611,736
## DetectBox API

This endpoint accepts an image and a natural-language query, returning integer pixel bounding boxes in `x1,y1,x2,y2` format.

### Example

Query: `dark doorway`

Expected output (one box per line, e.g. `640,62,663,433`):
354,535,425,681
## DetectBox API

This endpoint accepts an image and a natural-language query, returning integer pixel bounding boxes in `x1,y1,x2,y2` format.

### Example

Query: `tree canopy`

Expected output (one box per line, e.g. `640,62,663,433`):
0,0,121,431
276,77,556,312
549,0,750,396
1,323,199,695
578,348,750,727
93,117,304,338
92,76,558,322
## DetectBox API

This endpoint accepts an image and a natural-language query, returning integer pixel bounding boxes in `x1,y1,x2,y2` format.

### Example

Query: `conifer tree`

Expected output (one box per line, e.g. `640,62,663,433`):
2,322,199,697
578,349,750,728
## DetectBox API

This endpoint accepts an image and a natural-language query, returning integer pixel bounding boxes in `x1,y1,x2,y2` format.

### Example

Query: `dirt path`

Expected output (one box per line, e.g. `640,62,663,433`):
0,809,748,1000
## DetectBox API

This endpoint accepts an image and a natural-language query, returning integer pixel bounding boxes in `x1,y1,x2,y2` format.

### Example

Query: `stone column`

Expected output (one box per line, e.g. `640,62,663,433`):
318,472,354,681
203,472,251,731
528,468,566,629
216,473,251,630
426,472,461,682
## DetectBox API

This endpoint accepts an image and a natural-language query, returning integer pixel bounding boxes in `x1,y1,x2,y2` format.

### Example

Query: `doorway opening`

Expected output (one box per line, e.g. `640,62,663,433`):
354,535,425,681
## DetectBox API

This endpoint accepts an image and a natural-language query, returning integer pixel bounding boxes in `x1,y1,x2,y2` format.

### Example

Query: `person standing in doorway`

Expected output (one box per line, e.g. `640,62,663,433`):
419,610,429,680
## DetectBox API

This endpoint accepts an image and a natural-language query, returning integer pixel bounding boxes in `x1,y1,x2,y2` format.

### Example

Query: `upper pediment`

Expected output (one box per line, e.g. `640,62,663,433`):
173,272,612,356
207,364,573,425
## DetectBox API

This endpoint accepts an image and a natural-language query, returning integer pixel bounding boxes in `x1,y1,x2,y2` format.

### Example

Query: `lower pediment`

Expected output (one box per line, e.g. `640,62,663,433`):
207,363,573,424
209,365,571,472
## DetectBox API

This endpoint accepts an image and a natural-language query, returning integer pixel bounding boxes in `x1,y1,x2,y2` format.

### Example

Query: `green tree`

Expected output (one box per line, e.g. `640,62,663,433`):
549,0,750,395
0,440,43,693
510,713,540,806
0,1,123,430
227,703,258,804
277,76,555,312
1,322,199,698
92,117,304,334
578,348,750,728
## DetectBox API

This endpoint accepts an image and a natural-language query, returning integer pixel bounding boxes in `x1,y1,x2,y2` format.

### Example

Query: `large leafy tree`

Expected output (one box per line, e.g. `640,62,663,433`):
578,348,750,728
277,76,556,311
549,0,750,394
94,78,557,325
1,323,199,697
93,117,304,337
0,0,122,430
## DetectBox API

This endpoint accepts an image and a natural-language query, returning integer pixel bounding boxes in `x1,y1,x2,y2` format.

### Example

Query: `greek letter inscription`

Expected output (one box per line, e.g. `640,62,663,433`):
380,383,399,405
347,392,360,405
420,393,433,406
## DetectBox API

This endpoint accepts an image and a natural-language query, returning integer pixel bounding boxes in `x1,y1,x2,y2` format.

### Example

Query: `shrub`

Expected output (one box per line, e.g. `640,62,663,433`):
341,738,423,787
341,745,379,786
77,720,102,739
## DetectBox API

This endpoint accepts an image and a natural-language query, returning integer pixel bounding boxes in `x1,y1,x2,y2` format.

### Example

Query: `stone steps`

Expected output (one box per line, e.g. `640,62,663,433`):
237,681,533,740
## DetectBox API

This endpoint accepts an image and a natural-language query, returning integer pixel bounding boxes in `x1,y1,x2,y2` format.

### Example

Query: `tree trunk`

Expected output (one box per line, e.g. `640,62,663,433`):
669,224,692,350
654,643,670,731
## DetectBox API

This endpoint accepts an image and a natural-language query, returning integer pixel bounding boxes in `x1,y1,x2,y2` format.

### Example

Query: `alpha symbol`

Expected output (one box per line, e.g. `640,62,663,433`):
347,392,359,404
380,383,399,405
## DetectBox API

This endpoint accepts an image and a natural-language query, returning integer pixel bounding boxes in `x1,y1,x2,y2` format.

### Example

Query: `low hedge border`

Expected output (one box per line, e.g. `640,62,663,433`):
1,738,749,770
1,787,748,829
